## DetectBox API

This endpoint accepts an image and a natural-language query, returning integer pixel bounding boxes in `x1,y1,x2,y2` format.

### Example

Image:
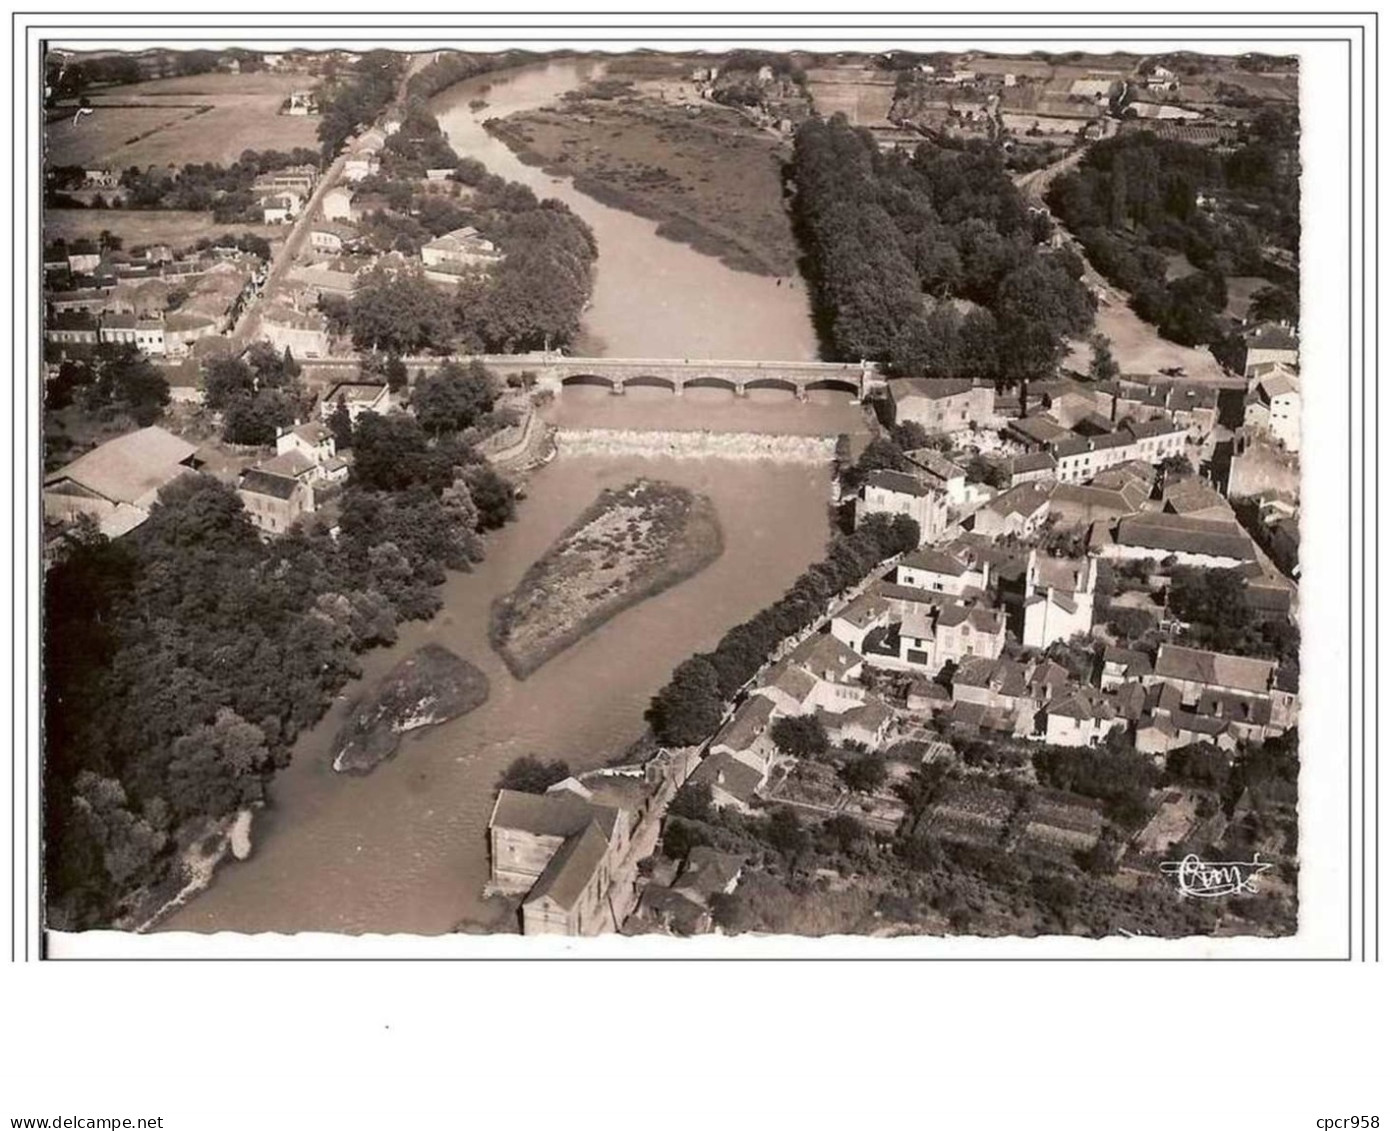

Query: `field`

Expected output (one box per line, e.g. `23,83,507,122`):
47,73,321,168
489,88,802,276
490,479,724,678
45,208,284,251
802,67,897,127
1063,303,1230,383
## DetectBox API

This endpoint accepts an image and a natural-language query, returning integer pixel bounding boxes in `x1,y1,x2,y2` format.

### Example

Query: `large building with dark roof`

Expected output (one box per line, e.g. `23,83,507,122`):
487,783,633,936
1095,513,1258,568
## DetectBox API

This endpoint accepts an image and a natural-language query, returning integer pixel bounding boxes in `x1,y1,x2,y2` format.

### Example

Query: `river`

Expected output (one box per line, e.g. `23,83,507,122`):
162,57,860,936
428,58,820,360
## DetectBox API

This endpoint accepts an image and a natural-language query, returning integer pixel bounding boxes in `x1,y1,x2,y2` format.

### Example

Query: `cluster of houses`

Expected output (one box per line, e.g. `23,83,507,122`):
44,246,265,360
234,420,349,535
255,164,319,225
890,52,1282,154
823,371,1295,750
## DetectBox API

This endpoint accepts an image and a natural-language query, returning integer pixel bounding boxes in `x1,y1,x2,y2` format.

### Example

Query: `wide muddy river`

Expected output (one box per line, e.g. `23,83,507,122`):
163,58,862,936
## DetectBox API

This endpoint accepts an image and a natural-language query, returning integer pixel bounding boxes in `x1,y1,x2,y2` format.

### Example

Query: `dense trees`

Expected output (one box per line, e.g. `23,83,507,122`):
44,392,518,928
792,115,1093,391
841,753,887,793
1165,565,1299,674
413,360,498,436
117,149,322,219
646,657,725,747
1033,744,1158,827
342,112,597,356
349,266,457,355
46,344,169,424
770,715,829,759
204,342,305,445
1046,129,1300,347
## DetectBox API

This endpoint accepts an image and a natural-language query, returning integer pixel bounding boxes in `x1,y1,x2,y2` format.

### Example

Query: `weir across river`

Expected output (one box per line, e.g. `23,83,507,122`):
303,353,887,401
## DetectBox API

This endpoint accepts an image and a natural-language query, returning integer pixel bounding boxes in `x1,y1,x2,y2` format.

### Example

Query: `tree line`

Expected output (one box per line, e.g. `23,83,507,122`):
645,513,919,748
44,388,516,930
791,115,1095,395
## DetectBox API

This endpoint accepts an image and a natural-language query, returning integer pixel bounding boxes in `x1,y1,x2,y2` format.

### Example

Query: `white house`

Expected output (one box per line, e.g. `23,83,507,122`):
1094,514,1258,569
260,305,329,358
420,226,504,278
971,481,1050,539
1022,551,1097,649
889,377,995,435
896,544,991,597
321,186,355,222
262,194,300,224
99,313,166,355
320,381,393,422
1045,691,1127,748
1244,366,1300,452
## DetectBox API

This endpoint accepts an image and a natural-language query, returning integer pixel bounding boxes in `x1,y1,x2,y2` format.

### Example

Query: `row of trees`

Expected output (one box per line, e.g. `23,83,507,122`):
645,513,920,747
44,381,517,929
403,50,533,103
45,50,228,106
791,115,1095,393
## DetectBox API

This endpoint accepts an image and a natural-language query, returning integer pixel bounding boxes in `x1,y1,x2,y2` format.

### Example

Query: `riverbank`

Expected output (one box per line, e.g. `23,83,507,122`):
484,89,801,277
555,427,837,462
491,479,724,678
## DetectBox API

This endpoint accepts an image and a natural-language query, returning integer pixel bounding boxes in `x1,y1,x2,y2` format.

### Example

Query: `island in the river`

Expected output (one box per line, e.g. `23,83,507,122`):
491,478,724,678
484,60,803,277
332,645,490,774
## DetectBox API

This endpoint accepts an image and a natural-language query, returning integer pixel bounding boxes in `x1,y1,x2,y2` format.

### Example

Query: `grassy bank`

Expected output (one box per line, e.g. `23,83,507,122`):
484,90,801,277
491,479,724,678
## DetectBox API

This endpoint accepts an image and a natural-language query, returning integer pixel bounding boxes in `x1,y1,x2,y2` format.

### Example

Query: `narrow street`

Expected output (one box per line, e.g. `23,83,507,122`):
228,57,420,351
228,150,347,350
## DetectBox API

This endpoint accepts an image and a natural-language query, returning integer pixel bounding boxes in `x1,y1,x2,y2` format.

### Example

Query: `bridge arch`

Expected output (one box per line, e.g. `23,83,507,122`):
560,372,619,391
682,375,742,394
743,377,801,395
621,374,680,392
804,378,862,396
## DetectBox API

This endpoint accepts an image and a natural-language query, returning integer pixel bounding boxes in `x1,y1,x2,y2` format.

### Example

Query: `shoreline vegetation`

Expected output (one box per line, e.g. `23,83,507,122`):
491,479,724,679
483,94,800,277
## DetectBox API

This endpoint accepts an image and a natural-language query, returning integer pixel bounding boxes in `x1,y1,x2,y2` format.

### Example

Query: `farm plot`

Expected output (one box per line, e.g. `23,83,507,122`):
48,73,321,168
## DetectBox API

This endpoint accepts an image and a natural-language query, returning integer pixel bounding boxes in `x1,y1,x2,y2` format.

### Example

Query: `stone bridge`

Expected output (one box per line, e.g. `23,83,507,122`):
304,353,886,401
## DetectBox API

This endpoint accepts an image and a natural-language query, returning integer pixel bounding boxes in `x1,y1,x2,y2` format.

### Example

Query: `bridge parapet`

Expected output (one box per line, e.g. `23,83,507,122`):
308,354,881,399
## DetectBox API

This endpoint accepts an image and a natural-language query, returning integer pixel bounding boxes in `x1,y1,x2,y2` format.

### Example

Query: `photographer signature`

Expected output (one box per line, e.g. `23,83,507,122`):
1159,853,1273,898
